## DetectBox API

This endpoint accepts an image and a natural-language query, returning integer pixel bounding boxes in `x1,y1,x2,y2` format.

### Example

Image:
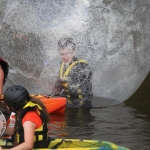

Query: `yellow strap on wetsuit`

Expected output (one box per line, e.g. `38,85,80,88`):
59,59,87,99
60,59,87,80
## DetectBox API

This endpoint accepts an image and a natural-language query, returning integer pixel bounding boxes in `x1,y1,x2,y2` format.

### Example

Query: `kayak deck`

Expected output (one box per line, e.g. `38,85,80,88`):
0,138,130,150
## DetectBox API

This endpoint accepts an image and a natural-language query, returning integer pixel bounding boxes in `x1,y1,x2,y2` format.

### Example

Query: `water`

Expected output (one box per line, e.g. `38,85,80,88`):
48,72,150,150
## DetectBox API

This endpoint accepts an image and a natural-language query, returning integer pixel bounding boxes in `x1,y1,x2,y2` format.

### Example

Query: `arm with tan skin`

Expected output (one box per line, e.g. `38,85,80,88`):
0,121,36,150
5,125,14,136
0,65,4,97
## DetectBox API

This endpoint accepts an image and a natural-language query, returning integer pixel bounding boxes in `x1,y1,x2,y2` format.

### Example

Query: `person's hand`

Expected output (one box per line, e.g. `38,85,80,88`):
0,146,4,150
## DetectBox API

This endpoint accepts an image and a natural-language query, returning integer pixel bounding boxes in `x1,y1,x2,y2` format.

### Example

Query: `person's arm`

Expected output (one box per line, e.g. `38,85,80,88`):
0,121,35,150
52,76,63,95
13,121,35,150
0,65,4,97
5,126,14,136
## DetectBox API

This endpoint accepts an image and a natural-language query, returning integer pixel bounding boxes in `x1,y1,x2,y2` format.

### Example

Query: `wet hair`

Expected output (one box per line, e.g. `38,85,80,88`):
30,97,50,122
0,58,9,84
58,37,76,51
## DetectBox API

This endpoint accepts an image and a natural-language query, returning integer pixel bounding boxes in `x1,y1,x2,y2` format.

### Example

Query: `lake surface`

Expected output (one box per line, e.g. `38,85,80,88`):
48,72,150,150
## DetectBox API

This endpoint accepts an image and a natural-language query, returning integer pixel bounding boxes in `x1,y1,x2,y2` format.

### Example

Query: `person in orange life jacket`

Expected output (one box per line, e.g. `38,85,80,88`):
0,85,50,150
53,37,93,108
0,58,9,97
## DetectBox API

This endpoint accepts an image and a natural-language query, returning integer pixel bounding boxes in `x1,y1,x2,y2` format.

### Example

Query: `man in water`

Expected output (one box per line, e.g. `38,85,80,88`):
53,37,93,108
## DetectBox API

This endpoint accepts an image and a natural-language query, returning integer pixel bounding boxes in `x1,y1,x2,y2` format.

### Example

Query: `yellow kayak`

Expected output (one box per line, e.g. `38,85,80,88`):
0,137,130,150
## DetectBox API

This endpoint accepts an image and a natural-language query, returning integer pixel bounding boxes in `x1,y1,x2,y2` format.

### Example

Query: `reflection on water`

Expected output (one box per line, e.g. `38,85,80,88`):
91,104,150,150
125,72,150,116
48,109,95,139
65,109,95,139
48,72,150,150
48,113,66,138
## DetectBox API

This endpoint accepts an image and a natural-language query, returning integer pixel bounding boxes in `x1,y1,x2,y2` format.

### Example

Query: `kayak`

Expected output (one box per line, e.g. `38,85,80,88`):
30,94,67,114
0,137,130,150
0,94,67,114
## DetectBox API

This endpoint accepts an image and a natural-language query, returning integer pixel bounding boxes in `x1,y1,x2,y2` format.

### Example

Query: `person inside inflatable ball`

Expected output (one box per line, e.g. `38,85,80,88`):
0,58,9,98
53,37,93,108
0,85,51,150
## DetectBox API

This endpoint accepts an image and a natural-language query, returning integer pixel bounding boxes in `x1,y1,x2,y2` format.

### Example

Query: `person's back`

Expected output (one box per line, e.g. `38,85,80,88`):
14,97,50,148
54,38,93,108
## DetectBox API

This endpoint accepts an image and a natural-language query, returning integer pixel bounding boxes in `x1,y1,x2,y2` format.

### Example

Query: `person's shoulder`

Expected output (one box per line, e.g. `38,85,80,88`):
23,110,41,122
22,110,42,128
73,58,87,64
75,61,91,72
24,111,39,117
78,59,90,67
72,58,91,70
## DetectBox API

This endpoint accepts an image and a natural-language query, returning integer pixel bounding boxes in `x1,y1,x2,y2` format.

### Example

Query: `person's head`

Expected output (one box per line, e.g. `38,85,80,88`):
58,38,76,65
3,85,30,112
0,58,9,84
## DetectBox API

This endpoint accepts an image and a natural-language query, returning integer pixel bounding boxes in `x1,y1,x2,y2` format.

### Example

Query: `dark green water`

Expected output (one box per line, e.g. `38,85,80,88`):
48,72,150,150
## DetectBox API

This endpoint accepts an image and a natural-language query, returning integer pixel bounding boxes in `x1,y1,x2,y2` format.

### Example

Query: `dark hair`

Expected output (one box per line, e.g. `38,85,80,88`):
0,58,9,84
58,37,76,51
30,98,50,122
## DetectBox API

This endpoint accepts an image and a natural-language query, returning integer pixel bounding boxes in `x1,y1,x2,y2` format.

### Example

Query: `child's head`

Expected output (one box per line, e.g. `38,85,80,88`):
58,38,76,65
4,85,30,112
58,37,76,51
